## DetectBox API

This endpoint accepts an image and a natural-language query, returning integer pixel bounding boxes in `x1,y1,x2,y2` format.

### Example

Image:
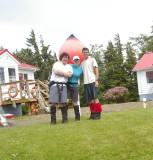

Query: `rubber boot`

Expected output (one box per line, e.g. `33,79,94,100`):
74,105,80,121
88,103,95,120
61,105,68,124
88,112,95,120
50,106,56,125
93,112,101,120
93,103,102,120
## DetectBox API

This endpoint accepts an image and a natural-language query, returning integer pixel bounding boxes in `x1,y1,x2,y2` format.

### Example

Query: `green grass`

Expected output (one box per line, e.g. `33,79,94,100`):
0,108,153,160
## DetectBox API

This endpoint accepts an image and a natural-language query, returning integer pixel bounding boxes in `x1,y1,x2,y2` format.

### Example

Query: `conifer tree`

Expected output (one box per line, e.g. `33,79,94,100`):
103,34,126,92
103,41,117,89
124,42,139,101
130,26,153,59
114,33,126,85
13,29,57,81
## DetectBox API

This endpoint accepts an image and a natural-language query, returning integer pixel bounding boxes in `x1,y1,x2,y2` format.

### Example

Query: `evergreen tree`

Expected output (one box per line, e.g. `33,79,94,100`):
130,34,150,59
124,42,139,101
103,34,126,97
130,26,153,59
90,44,104,67
113,33,126,86
103,41,117,89
13,29,57,81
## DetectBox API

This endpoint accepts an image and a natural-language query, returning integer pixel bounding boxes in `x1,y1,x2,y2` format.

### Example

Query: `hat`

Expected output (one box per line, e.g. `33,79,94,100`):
73,56,80,61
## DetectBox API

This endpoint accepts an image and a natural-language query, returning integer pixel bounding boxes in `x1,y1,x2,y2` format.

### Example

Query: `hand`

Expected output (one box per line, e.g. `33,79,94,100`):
64,71,72,78
95,81,99,88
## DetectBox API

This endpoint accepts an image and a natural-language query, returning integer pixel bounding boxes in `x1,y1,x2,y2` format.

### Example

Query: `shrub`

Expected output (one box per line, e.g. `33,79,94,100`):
104,86,129,104
21,103,28,115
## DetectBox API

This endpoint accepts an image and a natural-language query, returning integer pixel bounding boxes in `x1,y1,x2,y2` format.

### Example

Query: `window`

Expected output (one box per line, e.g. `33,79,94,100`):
8,68,16,82
19,73,28,80
146,71,153,83
0,67,5,83
19,73,28,90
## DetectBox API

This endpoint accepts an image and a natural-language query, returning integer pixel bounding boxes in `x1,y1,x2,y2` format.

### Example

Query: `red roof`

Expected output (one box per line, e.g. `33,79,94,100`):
0,49,21,63
133,52,153,71
0,49,38,69
19,63,38,69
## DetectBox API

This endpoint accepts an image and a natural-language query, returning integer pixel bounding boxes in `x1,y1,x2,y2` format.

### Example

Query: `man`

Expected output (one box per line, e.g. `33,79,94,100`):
67,56,83,121
49,52,73,125
81,47,102,120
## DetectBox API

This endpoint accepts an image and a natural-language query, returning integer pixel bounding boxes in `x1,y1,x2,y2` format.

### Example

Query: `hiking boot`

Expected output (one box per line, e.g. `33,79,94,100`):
93,112,101,120
61,106,68,124
88,112,95,120
74,105,80,121
50,106,56,125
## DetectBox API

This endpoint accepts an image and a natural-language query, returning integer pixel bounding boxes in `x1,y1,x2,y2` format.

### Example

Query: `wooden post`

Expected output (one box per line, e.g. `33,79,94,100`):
25,102,31,115
0,85,3,104
36,80,39,100
19,80,22,99
44,80,49,95
26,81,30,100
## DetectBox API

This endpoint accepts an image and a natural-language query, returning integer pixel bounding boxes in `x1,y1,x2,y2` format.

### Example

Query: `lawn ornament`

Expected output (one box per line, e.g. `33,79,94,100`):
58,34,85,64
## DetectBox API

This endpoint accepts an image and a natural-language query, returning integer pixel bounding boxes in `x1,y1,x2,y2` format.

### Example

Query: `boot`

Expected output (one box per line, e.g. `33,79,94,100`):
88,103,95,120
93,112,101,120
88,112,95,120
93,103,102,120
50,106,56,125
74,105,80,121
61,105,68,124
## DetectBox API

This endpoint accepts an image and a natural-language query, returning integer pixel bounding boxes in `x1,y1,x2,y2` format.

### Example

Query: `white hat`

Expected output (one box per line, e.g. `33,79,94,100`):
73,56,80,61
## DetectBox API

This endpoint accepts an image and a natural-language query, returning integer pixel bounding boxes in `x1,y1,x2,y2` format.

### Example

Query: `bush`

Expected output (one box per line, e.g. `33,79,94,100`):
21,103,28,115
104,86,129,104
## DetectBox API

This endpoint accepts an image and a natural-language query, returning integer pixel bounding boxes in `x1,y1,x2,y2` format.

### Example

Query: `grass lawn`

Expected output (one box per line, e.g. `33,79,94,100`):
0,108,153,160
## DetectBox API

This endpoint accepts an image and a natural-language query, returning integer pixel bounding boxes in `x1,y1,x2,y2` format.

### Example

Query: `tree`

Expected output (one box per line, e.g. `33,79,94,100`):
124,42,139,101
130,25,153,59
13,29,57,81
113,34,126,86
103,41,117,89
103,34,127,103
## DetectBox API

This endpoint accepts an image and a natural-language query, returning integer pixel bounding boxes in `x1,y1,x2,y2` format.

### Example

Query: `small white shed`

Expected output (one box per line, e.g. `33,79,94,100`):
0,49,39,105
0,49,39,83
133,52,153,101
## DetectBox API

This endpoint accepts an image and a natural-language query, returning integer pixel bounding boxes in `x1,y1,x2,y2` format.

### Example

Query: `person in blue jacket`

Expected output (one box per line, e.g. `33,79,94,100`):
67,56,83,121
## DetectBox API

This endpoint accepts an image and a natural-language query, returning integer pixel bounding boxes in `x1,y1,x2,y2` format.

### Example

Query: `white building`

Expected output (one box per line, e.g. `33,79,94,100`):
133,52,153,101
0,49,39,105
0,49,39,83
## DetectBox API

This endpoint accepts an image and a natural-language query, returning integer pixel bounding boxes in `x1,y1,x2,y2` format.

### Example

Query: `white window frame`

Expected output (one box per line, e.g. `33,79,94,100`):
146,71,153,83
8,68,16,82
0,67,5,83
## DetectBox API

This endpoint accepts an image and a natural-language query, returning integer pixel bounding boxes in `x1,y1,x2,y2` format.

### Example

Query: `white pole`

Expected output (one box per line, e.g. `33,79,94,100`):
77,93,81,116
143,98,146,108
77,79,81,116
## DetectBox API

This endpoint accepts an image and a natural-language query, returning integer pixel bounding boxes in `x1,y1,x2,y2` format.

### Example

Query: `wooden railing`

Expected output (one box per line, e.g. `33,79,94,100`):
0,79,50,115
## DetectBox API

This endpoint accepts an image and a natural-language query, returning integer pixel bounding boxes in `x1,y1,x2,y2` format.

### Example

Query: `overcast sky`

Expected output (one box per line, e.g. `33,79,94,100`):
0,0,153,54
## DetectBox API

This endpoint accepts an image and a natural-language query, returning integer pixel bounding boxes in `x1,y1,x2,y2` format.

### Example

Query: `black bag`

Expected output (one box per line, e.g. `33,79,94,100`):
48,81,54,88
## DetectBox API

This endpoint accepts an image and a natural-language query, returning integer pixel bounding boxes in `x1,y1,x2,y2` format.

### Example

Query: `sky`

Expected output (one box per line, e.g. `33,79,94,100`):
0,0,153,55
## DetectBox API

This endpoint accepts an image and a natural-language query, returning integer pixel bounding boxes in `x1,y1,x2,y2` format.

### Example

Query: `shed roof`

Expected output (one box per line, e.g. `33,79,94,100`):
133,52,153,71
0,49,39,70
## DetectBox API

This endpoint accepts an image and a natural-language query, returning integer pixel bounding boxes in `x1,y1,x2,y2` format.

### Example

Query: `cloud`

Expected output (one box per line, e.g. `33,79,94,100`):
0,0,153,54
